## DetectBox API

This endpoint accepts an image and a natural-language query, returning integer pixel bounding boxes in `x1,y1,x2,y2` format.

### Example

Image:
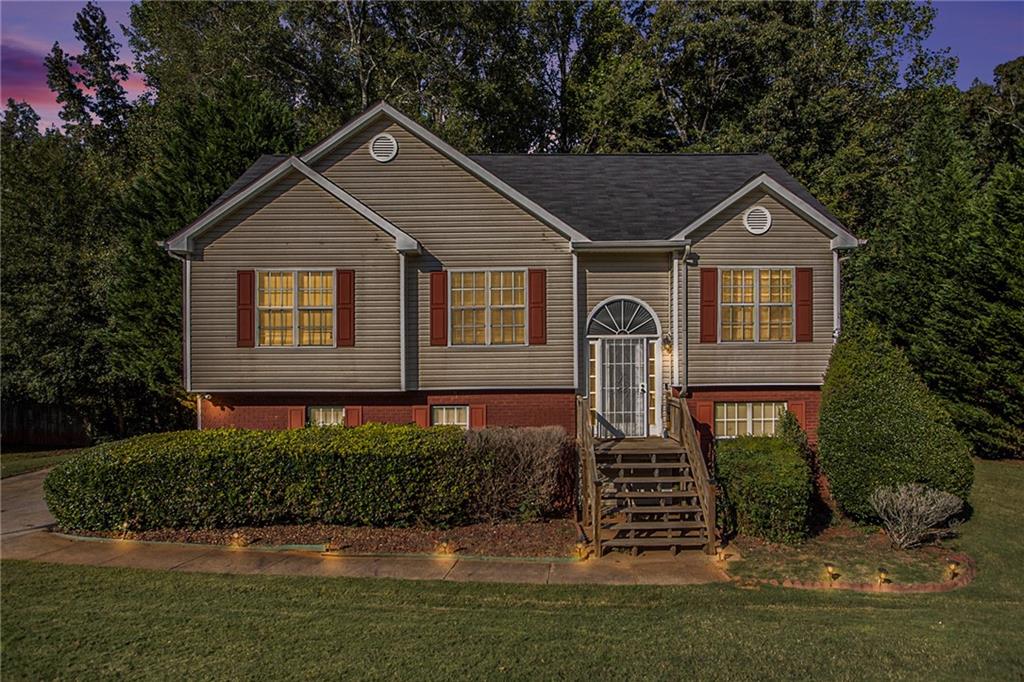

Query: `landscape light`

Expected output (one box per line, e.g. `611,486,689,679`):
877,568,888,585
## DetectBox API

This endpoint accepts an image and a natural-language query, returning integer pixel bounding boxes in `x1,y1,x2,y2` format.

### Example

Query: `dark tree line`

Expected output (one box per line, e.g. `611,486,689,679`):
2,1,1021,456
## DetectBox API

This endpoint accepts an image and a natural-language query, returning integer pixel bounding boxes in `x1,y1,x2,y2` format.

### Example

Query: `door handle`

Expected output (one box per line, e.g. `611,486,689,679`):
639,384,647,394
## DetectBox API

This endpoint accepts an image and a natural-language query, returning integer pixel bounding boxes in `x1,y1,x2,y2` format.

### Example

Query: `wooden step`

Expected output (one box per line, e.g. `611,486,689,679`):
615,490,698,499
604,462,688,467
603,537,707,548
621,505,702,515
606,520,706,530
612,476,694,485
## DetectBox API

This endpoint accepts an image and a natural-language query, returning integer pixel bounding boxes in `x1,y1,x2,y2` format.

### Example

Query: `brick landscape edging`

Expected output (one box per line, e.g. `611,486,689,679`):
730,552,976,594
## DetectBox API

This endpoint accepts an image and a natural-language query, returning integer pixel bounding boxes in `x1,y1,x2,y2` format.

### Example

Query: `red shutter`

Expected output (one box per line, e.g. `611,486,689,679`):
795,267,813,342
699,268,717,343
345,407,363,427
237,270,255,347
469,404,487,430
336,269,355,347
696,401,714,433
412,406,430,427
287,407,305,430
429,271,448,346
788,400,806,429
528,269,547,345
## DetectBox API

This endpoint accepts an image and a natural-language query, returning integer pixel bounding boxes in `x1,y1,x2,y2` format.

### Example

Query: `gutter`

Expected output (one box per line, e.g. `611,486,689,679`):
572,239,690,253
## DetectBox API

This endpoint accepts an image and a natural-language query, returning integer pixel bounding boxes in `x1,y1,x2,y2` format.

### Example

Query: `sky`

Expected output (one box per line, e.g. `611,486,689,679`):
1,1,1022,130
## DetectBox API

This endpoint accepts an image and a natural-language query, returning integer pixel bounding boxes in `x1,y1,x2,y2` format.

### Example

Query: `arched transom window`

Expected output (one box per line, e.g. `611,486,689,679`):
587,298,658,336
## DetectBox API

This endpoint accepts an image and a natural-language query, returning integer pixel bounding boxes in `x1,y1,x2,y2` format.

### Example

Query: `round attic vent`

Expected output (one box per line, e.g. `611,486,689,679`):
743,205,772,234
369,133,398,162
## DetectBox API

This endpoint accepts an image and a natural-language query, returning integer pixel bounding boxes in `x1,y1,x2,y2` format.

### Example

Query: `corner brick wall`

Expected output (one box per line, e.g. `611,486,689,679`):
200,390,577,434
684,386,822,444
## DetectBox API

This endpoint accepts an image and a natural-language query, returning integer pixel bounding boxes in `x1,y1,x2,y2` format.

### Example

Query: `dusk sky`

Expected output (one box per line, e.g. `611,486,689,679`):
1,1,1022,130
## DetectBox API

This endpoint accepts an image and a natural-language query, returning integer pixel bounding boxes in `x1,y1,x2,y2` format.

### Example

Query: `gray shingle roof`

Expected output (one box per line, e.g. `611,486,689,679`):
211,154,288,209
470,153,842,241
212,152,843,244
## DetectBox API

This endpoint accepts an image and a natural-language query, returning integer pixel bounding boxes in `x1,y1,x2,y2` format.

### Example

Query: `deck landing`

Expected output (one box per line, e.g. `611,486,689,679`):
595,437,687,456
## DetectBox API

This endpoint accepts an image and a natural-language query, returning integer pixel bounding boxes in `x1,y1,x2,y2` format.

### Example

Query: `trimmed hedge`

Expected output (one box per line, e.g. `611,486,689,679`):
716,424,814,544
44,424,573,532
819,324,974,520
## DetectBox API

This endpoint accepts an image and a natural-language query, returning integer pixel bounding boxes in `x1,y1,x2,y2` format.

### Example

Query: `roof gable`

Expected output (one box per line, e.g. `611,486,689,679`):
299,102,590,243
163,156,420,255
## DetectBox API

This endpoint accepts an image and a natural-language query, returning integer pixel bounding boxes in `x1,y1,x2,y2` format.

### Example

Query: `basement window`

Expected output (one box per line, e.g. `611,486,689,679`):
308,406,345,426
431,405,469,429
714,401,787,437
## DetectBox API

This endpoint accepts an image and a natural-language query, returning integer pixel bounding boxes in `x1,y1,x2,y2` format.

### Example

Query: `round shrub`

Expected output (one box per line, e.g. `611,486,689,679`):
716,431,813,544
818,324,974,520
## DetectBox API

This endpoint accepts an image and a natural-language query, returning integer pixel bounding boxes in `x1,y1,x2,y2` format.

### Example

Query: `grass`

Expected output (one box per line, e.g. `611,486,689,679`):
3,459,1023,680
728,523,950,585
0,448,82,478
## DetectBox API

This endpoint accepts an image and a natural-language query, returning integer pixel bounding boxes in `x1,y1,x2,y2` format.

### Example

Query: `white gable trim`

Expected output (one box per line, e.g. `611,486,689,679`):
670,173,860,250
300,102,591,243
163,156,421,255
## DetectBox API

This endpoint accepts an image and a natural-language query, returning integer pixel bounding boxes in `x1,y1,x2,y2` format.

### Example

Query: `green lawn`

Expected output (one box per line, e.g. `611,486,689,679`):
0,448,82,478
3,460,1022,680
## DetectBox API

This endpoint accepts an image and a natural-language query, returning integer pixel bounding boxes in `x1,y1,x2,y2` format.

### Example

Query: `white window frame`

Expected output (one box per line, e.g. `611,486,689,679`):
308,406,346,426
447,268,528,347
255,268,336,348
714,401,788,438
431,404,469,429
718,266,796,344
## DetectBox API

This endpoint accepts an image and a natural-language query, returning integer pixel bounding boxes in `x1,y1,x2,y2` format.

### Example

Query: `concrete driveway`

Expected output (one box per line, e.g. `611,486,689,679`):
1,469,55,537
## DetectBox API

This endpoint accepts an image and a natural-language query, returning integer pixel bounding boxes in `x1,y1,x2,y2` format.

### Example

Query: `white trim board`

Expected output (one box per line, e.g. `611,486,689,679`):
300,102,591,244
163,156,421,256
670,173,860,250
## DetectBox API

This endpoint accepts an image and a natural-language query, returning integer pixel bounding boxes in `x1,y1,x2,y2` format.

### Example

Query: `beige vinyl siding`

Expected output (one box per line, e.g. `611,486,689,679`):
685,191,834,385
582,253,673,388
190,171,401,391
314,117,574,389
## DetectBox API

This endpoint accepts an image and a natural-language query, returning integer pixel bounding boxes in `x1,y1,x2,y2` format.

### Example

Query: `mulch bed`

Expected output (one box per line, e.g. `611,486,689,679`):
70,518,579,558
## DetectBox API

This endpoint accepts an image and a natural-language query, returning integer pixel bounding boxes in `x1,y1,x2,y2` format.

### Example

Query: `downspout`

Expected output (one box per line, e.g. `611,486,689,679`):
166,248,195,425
681,244,691,395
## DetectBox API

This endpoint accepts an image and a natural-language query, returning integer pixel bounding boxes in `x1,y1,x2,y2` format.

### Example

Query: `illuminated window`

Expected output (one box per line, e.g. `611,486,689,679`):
308,406,345,426
257,271,334,347
431,405,469,429
714,401,788,437
720,268,793,342
450,271,525,345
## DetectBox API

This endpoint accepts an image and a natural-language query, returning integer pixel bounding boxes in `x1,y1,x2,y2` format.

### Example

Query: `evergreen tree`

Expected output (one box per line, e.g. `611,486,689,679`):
99,71,297,435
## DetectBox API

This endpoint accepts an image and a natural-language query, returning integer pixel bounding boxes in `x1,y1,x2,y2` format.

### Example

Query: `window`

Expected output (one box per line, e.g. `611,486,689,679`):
431,405,469,429
450,271,525,345
308,406,345,426
257,270,334,347
647,339,657,428
588,341,598,426
720,268,793,342
714,401,787,437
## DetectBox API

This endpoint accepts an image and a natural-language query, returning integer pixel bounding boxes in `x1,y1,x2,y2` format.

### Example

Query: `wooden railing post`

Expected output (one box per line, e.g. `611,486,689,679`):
667,396,717,555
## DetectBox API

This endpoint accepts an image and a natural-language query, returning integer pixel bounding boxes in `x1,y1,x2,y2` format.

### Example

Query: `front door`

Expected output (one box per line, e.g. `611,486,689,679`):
600,337,648,438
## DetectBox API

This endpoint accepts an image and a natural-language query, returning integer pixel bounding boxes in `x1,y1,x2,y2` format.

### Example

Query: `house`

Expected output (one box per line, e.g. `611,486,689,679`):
163,102,860,446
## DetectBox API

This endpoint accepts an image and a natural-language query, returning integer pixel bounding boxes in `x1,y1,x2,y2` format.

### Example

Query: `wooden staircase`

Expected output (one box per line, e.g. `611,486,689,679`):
577,396,717,557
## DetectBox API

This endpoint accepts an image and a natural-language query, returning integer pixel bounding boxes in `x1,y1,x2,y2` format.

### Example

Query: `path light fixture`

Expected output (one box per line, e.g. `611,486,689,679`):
435,540,456,555
574,542,590,560
947,559,960,580
119,521,129,540
877,567,889,585
825,563,837,581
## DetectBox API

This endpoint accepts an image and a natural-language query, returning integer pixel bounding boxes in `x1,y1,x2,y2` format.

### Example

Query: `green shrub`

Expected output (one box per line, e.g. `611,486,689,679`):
818,324,974,519
716,430,813,544
45,424,475,531
464,426,574,522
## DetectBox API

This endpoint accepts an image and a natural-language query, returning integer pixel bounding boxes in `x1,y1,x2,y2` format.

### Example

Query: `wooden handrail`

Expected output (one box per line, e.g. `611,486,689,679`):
667,396,717,554
575,395,601,557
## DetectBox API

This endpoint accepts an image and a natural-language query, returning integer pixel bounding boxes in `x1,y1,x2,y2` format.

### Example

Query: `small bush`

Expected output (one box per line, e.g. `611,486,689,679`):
870,484,964,549
464,426,574,522
45,424,573,532
716,431,813,544
819,324,974,519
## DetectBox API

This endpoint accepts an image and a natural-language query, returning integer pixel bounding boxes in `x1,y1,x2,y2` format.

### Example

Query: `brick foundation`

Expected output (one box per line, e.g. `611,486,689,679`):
199,390,577,434
684,386,822,447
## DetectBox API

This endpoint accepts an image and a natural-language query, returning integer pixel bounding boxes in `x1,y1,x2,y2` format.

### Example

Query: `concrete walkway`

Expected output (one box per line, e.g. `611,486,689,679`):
0,470,728,586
